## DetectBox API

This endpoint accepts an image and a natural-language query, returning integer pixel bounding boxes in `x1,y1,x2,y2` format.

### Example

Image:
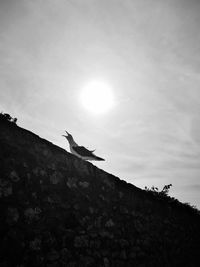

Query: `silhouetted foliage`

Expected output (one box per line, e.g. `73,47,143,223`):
145,184,200,215
0,112,17,124
145,184,172,197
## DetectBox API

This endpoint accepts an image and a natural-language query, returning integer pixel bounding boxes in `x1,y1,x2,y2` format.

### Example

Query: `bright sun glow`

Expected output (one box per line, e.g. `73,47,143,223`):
80,80,114,114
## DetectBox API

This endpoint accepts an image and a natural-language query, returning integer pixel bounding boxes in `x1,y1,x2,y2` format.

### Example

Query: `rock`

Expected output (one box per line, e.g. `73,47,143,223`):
23,162,28,168
79,181,90,188
119,239,129,248
80,256,95,266
89,207,94,214
6,207,19,225
50,172,63,184
105,219,115,228
0,179,12,197
119,192,124,199
47,250,60,262
46,264,59,267
29,237,41,251
10,170,20,182
104,257,110,267
3,184,13,197
113,260,124,267
99,231,113,239
40,169,46,176
119,206,128,214
99,194,105,201
67,262,76,267
103,178,115,189
73,204,80,210
31,192,37,199
43,149,49,156
129,251,136,259
33,167,40,176
80,216,90,226
89,239,101,249
120,250,127,260
66,177,77,188
24,207,41,221
60,248,72,262
94,216,102,228
112,252,118,259
42,231,56,248
74,235,89,248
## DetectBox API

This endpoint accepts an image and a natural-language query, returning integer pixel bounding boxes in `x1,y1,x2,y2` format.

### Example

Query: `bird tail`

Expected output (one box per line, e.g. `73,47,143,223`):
94,156,105,161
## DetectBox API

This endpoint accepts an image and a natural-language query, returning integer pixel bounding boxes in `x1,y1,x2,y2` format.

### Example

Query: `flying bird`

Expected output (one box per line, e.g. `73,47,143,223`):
62,131,105,161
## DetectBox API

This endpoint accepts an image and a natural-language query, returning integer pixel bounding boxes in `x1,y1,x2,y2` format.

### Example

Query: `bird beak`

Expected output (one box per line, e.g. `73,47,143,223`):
62,130,70,138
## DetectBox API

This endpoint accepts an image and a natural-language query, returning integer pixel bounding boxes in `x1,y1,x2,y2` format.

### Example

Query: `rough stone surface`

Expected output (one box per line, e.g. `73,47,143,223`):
0,118,200,266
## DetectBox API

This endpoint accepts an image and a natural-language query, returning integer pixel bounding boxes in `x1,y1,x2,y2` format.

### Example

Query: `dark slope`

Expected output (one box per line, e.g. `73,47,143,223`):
0,119,200,267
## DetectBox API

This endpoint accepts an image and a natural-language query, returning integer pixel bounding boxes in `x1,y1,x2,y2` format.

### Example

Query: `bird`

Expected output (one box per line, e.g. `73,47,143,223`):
62,131,105,161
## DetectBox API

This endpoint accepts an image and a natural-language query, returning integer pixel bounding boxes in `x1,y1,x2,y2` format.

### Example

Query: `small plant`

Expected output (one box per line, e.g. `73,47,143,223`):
145,184,172,197
160,184,172,196
0,112,17,124
145,184,200,215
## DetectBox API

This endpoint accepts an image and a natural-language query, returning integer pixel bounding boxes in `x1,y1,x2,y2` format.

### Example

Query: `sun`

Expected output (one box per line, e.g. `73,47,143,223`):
80,80,115,114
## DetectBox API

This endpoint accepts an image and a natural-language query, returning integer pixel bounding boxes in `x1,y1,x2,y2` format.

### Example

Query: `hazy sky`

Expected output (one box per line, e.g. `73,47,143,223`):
1,0,200,208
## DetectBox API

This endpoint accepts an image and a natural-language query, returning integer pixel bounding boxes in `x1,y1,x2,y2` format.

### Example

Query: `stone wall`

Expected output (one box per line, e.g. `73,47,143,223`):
0,119,200,267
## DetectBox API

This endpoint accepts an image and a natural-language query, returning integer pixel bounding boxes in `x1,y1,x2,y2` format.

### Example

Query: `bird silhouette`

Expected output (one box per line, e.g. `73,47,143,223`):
62,131,105,161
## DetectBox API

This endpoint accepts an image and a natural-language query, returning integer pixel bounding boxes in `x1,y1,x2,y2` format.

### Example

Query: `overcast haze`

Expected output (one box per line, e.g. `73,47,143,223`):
1,0,200,208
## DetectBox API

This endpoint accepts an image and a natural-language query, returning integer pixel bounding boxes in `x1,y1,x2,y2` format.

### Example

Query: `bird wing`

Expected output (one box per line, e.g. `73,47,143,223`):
72,146,95,157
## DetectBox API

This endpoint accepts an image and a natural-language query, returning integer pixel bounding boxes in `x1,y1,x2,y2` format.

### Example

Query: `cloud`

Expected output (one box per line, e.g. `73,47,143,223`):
180,184,200,191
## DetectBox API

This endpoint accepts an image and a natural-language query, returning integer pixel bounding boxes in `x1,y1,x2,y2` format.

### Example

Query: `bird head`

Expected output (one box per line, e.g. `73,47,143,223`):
62,131,73,142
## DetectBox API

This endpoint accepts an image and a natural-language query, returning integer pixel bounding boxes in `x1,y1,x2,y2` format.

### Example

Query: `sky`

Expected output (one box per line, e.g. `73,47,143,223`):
1,0,200,208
